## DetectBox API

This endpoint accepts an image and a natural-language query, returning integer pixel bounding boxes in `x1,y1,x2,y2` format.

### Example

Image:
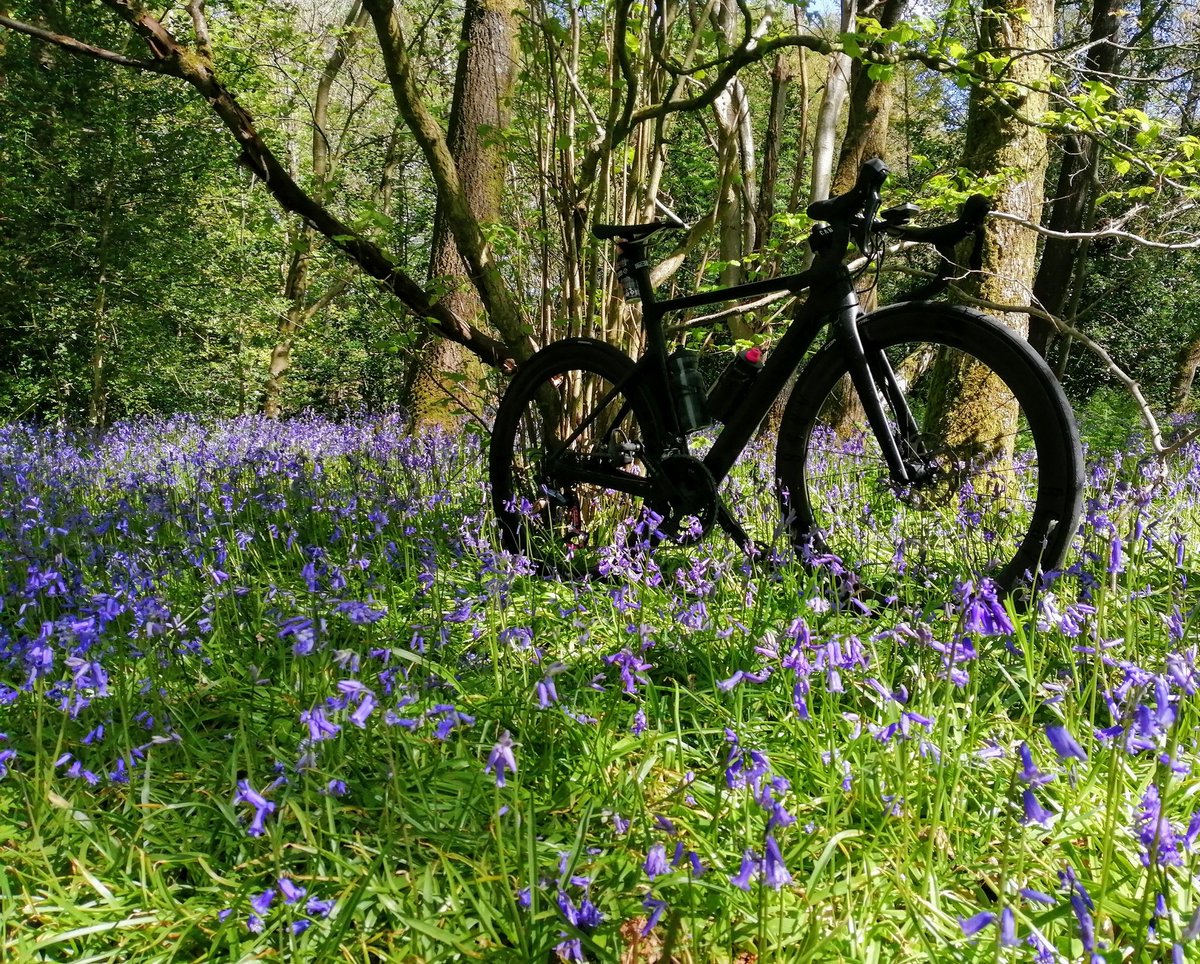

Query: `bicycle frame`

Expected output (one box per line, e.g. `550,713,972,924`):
615,237,922,496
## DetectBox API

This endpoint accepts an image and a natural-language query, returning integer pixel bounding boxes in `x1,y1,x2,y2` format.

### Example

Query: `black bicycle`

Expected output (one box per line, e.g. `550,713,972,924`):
489,159,1084,591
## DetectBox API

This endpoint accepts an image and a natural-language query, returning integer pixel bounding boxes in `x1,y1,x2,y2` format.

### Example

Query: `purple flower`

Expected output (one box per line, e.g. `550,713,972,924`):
300,707,339,743
1046,724,1087,762
251,888,275,915
961,579,1013,636
292,919,311,936
348,691,376,728
1022,789,1055,827
485,731,517,787
1108,533,1124,574
1138,784,1182,867
730,849,758,891
306,897,334,918
279,878,306,905
762,834,791,889
1000,906,1018,947
233,779,276,837
1017,742,1053,786
644,843,669,879
959,911,996,937
642,895,666,934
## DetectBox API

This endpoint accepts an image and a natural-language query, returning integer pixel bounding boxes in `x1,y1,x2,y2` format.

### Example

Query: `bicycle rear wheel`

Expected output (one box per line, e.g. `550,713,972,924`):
490,338,665,574
776,303,1083,592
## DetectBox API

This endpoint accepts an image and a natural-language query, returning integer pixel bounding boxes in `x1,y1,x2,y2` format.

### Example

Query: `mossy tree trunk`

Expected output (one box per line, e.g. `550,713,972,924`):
932,0,1055,458
404,0,517,432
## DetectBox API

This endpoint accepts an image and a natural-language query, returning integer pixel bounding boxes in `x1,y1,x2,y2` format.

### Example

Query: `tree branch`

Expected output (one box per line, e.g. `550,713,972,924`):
82,0,514,369
950,289,1199,455
992,210,1200,251
0,14,166,72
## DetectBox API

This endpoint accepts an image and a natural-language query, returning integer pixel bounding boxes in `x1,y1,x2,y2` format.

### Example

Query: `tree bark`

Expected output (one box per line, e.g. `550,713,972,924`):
936,0,1056,456
1028,0,1120,356
404,0,518,430
809,0,857,205
1172,330,1200,413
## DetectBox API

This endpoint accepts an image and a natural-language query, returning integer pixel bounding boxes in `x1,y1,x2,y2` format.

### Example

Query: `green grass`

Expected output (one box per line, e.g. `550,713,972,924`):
1,415,1199,962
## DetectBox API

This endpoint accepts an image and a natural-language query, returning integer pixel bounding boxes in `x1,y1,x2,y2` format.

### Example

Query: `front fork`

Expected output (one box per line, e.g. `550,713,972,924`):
835,294,924,487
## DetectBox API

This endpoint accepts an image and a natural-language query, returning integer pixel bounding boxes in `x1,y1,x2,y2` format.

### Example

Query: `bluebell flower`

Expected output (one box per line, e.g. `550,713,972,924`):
959,911,995,937
641,894,667,934
999,907,1018,947
644,844,669,879
233,779,276,836
349,691,376,728
279,878,306,904
485,731,517,788
1046,724,1087,761
1022,789,1055,827
730,849,758,891
300,707,340,743
1137,784,1182,867
306,898,334,918
251,888,275,915
960,579,1014,636
292,919,311,936
762,834,791,889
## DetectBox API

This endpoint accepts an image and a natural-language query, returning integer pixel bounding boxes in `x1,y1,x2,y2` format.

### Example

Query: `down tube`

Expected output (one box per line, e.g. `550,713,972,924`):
702,296,845,483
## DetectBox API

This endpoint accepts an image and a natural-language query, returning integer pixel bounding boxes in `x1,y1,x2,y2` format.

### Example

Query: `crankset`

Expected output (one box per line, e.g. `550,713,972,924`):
645,454,719,540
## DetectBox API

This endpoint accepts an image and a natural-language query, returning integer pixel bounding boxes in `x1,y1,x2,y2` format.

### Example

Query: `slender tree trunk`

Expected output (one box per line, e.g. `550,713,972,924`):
755,53,792,255
809,0,857,205
260,3,368,417
1028,0,1119,356
88,138,119,429
405,0,518,430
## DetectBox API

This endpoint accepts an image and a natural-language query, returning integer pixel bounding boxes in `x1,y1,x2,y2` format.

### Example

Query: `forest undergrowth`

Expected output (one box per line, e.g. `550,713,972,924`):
1,413,1199,962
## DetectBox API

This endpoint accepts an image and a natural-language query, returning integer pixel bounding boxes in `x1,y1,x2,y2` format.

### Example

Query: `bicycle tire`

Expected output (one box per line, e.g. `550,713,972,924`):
490,338,665,573
776,303,1084,592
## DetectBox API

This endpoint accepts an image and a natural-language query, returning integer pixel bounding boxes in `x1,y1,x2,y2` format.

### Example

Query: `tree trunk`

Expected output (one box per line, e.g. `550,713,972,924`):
405,0,518,431
755,54,792,256
938,0,1055,454
808,0,857,205
1172,330,1200,413
830,0,905,197
260,3,368,417
1028,0,1120,356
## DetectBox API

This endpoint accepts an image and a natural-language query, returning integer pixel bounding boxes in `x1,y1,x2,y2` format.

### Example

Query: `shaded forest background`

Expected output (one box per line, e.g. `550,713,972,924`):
2,0,1200,433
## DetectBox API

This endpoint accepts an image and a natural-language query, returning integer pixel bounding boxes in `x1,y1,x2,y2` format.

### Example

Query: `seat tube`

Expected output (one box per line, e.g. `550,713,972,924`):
836,291,912,485
618,239,679,438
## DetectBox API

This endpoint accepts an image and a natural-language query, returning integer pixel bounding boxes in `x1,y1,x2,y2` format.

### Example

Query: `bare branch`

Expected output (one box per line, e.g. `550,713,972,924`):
948,290,1198,455
0,14,166,72
992,210,1200,251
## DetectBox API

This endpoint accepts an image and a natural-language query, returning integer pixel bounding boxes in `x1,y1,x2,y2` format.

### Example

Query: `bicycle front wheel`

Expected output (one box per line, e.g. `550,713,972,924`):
776,303,1083,592
490,338,665,575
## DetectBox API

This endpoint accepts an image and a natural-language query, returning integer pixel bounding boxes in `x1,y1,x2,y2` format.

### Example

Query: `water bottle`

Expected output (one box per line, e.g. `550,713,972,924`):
706,347,764,423
667,349,710,433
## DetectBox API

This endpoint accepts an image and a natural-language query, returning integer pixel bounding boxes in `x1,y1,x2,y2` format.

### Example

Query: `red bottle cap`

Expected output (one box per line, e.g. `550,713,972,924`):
744,347,763,364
